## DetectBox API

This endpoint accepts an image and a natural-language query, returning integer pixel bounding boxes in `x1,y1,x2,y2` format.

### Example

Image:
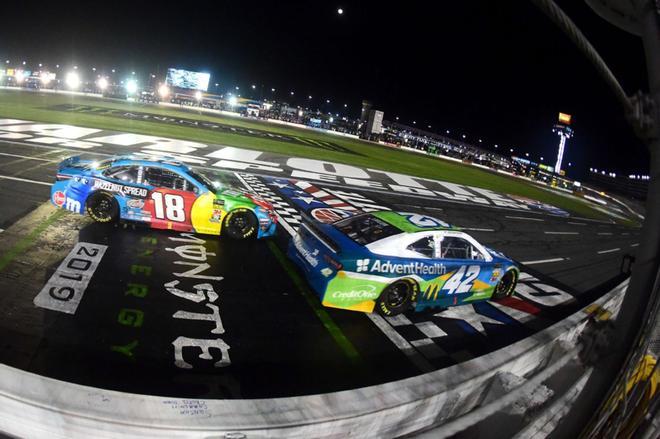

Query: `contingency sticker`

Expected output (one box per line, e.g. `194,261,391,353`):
33,242,108,314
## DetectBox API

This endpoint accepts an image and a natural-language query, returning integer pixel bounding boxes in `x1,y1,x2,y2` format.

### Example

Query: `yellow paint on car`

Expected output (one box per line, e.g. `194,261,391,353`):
191,192,223,235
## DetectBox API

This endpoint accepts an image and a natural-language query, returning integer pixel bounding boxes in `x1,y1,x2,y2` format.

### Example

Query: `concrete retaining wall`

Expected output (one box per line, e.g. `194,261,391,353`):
0,280,628,438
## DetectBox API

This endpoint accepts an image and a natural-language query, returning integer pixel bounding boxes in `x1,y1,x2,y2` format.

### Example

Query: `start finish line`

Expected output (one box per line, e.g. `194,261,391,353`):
0,118,568,215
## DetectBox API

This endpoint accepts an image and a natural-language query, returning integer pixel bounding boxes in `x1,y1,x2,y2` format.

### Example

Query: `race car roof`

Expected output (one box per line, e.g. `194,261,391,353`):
371,211,458,233
92,155,189,173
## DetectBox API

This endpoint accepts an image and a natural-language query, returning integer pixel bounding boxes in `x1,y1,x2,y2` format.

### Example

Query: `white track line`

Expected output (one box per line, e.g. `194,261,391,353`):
571,216,616,224
567,222,587,226
597,248,620,254
461,227,495,232
505,215,544,222
0,175,51,186
0,152,59,162
366,314,433,372
597,232,613,236
630,243,639,247
544,231,579,235
521,257,567,265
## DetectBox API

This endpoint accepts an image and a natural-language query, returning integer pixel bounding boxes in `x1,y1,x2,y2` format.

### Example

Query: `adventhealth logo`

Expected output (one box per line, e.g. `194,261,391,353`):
371,260,447,275
356,259,370,272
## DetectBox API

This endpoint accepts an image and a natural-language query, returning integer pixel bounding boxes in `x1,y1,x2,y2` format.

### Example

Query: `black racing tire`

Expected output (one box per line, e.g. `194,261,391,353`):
223,208,258,240
492,269,518,300
86,191,118,223
376,279,419,317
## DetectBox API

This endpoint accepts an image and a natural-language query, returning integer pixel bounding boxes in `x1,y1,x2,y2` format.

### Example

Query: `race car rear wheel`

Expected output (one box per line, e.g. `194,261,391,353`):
376,279,419,317
492,269,518,300
86,192,118,223
223,208,258,240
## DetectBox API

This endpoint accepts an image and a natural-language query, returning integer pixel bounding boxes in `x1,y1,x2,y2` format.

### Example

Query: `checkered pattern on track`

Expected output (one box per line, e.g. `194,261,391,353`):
239,173,302,228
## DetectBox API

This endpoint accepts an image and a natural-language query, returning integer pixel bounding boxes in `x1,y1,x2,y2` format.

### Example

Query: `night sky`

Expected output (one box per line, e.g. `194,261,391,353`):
0,1,650,178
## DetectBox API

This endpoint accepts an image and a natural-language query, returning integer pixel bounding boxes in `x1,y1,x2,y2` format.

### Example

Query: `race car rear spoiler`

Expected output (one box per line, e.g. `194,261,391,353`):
58,156,82,170
300,213,341,254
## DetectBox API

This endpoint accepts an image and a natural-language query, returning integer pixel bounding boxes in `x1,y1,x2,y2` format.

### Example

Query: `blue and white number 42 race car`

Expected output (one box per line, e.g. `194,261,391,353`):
288,211,520,316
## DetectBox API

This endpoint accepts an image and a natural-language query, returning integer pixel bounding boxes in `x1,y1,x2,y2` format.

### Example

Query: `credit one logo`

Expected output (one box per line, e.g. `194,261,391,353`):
331,284,377,300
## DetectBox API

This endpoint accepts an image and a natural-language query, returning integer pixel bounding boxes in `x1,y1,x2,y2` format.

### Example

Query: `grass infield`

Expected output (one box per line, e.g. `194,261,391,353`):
0,89,610,220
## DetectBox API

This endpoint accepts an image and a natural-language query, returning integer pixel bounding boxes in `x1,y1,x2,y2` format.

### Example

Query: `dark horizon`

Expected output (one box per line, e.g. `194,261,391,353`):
0,0,650,178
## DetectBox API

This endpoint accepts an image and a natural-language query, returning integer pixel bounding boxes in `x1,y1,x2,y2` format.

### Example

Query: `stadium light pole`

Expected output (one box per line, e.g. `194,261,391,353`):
530,1,660,437
65,71,80,89
158,84,170,99
97,77,108,91
125,79,138,95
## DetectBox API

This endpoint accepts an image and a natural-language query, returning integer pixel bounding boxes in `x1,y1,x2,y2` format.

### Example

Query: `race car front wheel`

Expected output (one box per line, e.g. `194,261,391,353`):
492,269,518,300
86,192,118,223
376,279,419,317
223,208,258,239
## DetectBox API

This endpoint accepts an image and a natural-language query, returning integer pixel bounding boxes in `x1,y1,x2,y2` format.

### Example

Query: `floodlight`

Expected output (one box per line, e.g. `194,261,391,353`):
97,77,109,90
228,96,238,106
40,73,52,85
195,91,202,101
158,84,170,98
125,79,138,94
65,71,80,89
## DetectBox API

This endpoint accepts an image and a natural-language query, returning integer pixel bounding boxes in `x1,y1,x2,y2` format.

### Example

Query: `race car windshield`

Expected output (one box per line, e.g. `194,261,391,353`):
188,169,217,192
84,158,113,170
334,214,402,245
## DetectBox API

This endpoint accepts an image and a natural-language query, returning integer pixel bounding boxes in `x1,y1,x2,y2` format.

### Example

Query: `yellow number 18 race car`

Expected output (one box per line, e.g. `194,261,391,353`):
50,155,277,239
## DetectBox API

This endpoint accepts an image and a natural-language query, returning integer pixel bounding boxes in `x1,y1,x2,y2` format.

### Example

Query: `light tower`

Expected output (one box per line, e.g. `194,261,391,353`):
551,112,573,175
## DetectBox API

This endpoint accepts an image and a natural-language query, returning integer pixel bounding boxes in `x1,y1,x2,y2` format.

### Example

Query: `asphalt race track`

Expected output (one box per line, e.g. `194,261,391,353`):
0,140,638,399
